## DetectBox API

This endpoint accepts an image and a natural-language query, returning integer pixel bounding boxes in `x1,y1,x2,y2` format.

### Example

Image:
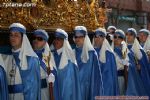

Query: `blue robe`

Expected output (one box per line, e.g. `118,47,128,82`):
140,43,150,76
0,65,9,100
138,50,150,96
95,48,119,96
4,51,41,100
75,47,103,100
127,45,150,96
52,50,82,100
126,50,147,96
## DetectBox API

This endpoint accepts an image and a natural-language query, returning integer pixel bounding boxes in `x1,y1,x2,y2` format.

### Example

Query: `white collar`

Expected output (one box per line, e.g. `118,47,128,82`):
127,43,133,45
12,48,21,53
58,39,77,69
0,54,5,70
81,35,94,63
57,47,63,55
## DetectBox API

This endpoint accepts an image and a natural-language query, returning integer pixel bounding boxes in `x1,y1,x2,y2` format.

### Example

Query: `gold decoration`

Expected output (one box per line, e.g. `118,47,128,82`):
0,0,107,31
42,53,51,68
42,52,52,75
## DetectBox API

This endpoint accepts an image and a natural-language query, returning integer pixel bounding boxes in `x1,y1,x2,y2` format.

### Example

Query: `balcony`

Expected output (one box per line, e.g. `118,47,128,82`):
106,0,150,12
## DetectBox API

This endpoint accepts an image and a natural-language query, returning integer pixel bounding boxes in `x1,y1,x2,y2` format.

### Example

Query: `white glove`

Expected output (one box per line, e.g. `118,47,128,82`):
121,59,129,66
48,73,55,83
146,50,150,55
109,34,113,40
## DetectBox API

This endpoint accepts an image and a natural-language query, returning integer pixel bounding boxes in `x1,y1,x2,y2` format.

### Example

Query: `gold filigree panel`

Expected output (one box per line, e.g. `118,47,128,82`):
0,0,107,31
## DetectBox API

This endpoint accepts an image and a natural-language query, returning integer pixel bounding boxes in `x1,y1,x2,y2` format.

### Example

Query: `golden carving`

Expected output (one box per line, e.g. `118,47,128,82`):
0,0,107,31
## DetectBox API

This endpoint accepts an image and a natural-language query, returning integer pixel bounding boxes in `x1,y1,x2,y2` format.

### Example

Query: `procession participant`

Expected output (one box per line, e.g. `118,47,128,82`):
138,29,150,61
93,28,119,96
73,26,103,100
2,23,41,100
52,28,82,100
106,26,116,46
138,29,150,47
32,29,58,100
107,26,116,35
113,29,129,95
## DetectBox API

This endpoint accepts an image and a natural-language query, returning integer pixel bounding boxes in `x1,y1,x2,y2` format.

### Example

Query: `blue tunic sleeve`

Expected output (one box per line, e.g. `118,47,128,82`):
19,56,41,100
57,61,82,100
100,51,119,96
92,51,104,97
127,46,150,96
0,65,9,100
52,51,82,100
138,50,150,96
76,49,103,100
126,52,148,96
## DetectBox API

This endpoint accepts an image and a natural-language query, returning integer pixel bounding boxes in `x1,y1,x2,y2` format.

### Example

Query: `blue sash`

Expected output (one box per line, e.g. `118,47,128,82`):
8,84,23,94
40,60,47,72
41,79,47,89
118,70,124,76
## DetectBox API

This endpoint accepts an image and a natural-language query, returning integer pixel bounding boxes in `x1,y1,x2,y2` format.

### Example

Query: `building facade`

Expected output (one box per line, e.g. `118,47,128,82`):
105,0,150,31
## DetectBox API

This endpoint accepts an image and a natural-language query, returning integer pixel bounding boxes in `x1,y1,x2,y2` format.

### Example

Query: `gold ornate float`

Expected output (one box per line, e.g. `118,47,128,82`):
0,0,107,32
